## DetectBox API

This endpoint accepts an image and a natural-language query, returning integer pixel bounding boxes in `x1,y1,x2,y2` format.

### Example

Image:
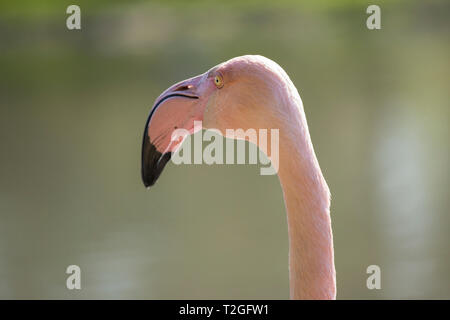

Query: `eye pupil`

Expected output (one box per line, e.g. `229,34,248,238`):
214,75,223,87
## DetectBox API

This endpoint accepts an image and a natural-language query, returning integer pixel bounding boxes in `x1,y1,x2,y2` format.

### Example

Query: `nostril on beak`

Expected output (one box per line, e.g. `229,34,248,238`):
174,84,193,92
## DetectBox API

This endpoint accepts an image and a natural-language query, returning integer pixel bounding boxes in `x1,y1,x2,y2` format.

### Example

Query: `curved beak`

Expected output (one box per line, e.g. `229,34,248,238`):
141,76,203,188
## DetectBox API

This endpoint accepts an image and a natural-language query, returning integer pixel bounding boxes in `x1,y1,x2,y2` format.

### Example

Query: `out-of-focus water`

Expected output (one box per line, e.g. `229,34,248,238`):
0,1,448,299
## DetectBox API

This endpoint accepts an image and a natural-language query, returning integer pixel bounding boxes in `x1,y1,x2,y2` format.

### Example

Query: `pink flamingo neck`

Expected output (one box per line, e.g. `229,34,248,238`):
276,105,336,300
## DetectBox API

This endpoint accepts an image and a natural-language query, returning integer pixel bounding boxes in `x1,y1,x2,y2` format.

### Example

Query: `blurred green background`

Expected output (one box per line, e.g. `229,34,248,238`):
0,0,448,299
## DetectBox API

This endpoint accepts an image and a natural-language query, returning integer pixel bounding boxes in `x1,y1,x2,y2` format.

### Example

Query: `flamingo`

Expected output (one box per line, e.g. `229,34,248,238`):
141,55,335,299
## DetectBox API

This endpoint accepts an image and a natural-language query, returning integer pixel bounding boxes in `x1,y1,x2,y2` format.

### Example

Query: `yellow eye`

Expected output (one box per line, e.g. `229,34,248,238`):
214,75,223,88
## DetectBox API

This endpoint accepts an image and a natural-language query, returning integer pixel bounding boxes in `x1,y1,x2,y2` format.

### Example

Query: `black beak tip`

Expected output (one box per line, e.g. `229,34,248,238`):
141,151,172,188
142,178,153,189
141,128,172,189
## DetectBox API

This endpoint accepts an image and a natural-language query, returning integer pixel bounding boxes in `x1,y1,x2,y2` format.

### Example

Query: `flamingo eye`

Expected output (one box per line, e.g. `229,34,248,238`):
214,75,223,88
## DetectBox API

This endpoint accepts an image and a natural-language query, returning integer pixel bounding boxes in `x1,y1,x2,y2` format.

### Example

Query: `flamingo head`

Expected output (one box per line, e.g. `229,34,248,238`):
142,55,293,187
